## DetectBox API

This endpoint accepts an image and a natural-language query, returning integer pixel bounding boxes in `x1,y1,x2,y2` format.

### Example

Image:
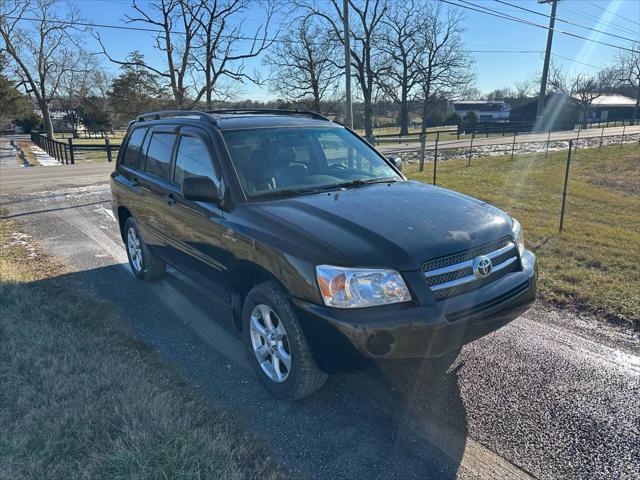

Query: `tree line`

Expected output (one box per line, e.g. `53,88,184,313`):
1,0,639,140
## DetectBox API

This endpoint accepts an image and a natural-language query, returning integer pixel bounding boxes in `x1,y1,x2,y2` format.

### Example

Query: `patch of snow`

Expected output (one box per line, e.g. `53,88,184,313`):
28,145,60,166
5,231,38,257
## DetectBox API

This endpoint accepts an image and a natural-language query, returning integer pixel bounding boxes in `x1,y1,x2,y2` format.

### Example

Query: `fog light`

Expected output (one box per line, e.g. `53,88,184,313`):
366,331,394,356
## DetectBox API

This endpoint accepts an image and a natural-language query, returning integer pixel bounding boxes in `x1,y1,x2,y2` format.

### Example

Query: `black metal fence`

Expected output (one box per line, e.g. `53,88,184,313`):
457,118,637,136
395,130,639,233
30,132,120,164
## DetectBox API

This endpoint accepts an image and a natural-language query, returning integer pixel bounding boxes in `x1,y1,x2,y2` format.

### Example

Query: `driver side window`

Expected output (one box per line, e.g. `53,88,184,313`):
174,134,218,187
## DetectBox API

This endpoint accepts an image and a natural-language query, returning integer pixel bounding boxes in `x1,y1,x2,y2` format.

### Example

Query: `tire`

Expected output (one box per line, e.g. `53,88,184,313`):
123,216,165,281
242,282,327,400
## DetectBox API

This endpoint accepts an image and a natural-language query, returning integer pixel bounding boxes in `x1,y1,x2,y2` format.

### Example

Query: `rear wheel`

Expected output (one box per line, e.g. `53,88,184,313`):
123,217,165,281
243,282,327,400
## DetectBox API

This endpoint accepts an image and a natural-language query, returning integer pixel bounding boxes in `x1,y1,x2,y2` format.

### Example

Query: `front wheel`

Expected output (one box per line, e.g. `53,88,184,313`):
123,217,165,281
243,282,327,400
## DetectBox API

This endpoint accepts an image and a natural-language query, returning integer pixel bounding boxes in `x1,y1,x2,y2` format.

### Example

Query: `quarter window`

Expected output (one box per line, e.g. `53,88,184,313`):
144,132,176,180
174,135,218,185
121,128,147,168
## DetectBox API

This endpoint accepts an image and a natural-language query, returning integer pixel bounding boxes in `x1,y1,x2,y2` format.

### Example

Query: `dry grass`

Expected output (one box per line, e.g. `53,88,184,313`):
406,143,640,328
0,214,289,480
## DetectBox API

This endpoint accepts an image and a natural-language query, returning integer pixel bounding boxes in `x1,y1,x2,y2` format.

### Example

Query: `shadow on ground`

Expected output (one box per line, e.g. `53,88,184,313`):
16,264,470,479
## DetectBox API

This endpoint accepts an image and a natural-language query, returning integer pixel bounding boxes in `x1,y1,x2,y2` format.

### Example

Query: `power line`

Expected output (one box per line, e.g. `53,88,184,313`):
437,0,636,52
587,0,640,28
493,0,638,43
558,5,639,37
5,13,614,58
551,53,604,69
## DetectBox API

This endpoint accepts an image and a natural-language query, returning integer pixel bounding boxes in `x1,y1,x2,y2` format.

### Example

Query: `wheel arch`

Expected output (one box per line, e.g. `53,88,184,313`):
230,261,287,331
117,206,133,242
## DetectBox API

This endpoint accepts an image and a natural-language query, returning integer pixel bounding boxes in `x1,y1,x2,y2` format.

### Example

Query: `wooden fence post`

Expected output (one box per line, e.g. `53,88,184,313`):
418,133,427,172
510,132,517,160
620,124,626,148
599,127,605,150
574,128,581,153
105,137,113,162
545,130,551,157
68,138,75,164
467,133,475,166
432,132,440,185
559,140,573,233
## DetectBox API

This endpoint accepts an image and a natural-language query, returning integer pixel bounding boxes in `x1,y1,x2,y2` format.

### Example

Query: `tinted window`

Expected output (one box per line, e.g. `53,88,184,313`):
174,135,217,185
222,127,399,196
144,132,176,180
121,128,147,167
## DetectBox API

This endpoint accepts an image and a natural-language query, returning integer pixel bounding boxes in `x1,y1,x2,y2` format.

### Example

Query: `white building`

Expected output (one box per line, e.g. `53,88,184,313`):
452,100,511,122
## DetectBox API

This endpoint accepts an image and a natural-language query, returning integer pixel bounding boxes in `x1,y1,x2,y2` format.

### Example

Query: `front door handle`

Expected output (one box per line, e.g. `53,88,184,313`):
164,193,176,206
131,177,139,188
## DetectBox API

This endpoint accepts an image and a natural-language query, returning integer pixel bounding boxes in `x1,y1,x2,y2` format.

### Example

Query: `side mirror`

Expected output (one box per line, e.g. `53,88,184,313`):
388,154,403,171
182,176,220,203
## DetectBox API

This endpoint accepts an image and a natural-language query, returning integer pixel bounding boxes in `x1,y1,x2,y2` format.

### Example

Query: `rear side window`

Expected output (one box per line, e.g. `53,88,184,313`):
144,132,176,180
174,135,218,186
121,128,147,168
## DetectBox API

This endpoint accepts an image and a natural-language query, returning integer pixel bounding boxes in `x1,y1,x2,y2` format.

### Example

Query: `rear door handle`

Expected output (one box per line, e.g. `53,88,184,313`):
131,177,139,188
164,193,176,206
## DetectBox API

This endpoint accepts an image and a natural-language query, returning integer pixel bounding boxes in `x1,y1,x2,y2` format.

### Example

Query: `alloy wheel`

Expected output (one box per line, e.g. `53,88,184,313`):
249,304,292,382
127,226,143,273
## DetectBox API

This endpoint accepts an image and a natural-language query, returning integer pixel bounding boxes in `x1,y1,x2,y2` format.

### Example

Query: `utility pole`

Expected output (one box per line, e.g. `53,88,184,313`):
536,0,558,121
343,0,353,129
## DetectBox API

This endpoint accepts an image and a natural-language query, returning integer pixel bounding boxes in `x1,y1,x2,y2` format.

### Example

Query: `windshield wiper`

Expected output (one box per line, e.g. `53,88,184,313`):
250,186,325,200
250,177,401,199
327,176,401,190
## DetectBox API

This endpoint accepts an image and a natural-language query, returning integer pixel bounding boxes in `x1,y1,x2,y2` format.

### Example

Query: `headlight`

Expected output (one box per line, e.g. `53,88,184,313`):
316,265,411,308
511,217,525,257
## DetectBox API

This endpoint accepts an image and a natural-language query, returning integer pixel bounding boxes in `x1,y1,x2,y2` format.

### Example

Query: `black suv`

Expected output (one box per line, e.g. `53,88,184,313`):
111,110,537,400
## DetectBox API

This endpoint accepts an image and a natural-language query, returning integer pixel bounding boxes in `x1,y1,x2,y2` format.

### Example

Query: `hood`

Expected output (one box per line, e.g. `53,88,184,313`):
255,181,513,271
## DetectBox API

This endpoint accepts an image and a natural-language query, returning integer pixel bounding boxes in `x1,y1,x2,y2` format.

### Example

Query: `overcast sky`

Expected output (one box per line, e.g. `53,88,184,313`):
64,0,640,100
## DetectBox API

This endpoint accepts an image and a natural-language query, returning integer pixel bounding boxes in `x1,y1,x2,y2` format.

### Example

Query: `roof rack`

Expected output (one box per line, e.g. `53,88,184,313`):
206,109,331,122
136,110,214,123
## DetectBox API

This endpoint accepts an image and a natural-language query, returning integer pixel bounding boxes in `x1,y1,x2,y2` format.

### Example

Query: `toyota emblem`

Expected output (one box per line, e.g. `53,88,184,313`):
473,255,493,278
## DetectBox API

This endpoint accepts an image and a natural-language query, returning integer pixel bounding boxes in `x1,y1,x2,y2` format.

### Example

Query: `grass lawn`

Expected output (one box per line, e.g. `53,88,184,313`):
0,214,287,479
405,143,640,328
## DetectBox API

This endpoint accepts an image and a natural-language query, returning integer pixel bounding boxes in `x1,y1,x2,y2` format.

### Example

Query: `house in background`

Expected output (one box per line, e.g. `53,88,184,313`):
581,94,636,122
509,93,579,126
451,100,511,122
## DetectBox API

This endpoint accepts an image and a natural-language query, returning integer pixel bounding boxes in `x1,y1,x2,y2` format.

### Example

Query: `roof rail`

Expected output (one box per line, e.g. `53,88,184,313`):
136,110,214,123
206,109,331,122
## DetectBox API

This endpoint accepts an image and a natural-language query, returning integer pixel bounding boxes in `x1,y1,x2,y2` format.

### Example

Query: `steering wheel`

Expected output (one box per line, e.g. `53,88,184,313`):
329,163,348,171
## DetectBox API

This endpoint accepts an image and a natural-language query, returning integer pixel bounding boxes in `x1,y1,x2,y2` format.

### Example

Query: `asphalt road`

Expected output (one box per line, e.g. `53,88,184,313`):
377,124,640,154
1,137,639,480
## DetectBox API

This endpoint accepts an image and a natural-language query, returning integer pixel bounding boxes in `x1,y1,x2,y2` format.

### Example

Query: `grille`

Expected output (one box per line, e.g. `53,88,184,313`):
422,238,513,272
422,238,521,301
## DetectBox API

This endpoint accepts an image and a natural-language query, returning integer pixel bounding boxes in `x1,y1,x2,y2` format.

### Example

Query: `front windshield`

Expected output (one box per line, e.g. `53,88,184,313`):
221,126,401,198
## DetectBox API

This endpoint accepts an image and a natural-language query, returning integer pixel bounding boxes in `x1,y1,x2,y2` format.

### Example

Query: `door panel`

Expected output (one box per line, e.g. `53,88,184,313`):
162,127,229,296
133,128,178,259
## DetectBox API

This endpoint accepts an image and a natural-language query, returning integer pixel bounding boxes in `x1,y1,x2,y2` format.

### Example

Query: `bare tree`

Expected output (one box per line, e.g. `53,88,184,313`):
614,41,640,122
0,0,85,138
415,4,474,136
378,0,426,135
191,0,275,109
97,0,202,107
549,68,611,127
264,16,340,113
299,0,388,140
58,52,109,134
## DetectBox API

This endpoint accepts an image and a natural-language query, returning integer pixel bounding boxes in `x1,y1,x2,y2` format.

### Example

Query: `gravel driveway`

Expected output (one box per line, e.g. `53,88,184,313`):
1,137,638,480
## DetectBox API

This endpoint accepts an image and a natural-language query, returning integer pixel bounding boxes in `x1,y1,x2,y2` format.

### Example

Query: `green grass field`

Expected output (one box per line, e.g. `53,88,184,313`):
406,143,640,328
0,213,287,479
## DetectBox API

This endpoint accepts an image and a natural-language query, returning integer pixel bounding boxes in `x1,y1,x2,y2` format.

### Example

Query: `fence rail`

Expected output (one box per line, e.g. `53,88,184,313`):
30,132,120,164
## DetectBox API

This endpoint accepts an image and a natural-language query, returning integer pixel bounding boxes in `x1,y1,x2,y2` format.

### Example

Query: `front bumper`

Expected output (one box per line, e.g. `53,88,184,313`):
293,250,537,373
